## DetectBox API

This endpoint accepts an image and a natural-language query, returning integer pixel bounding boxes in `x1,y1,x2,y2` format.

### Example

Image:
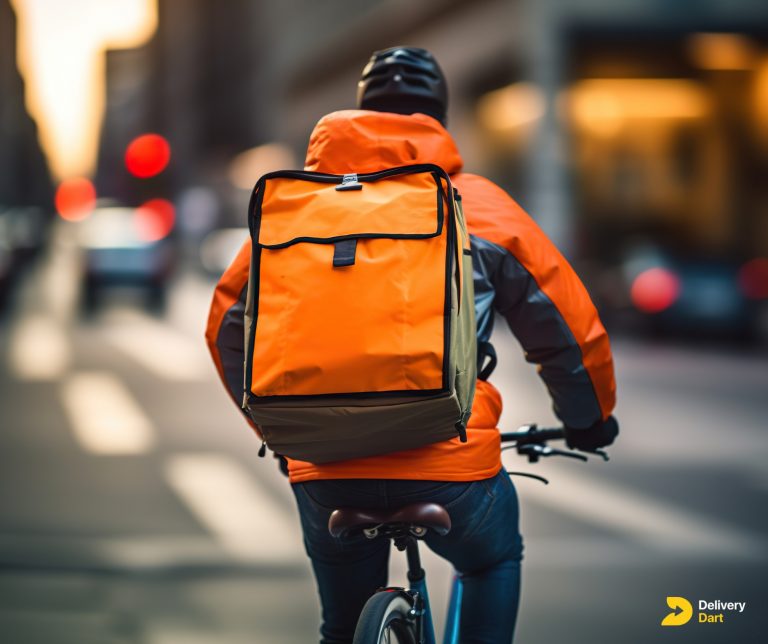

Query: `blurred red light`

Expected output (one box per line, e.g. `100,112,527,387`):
738,258,768,299
55,178,96,221
135,199,175,242
125,134,171,178
630,267,681,313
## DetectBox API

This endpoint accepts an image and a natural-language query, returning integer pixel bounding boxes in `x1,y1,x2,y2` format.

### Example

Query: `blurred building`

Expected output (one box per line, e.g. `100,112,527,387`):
95,0,768,264
95,46,156,202
261,0,768,262
0,0,53,210
96,0,264,220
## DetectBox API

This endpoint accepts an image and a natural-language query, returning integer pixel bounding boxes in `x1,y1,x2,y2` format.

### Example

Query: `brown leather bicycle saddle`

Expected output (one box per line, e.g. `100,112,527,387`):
328,502,451,538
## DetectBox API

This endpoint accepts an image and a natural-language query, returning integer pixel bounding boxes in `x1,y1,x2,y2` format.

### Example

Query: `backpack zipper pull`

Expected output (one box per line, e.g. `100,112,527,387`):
258,441,267,457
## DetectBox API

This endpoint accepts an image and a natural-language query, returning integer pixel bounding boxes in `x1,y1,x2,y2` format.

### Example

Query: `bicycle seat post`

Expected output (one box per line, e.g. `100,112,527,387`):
399,535,425,584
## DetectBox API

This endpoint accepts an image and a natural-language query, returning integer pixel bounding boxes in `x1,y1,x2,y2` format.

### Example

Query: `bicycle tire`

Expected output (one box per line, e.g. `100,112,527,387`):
353,590,417,644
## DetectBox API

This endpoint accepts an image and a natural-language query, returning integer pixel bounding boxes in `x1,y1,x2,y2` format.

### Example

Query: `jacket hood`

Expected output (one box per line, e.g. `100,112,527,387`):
304,110,463,175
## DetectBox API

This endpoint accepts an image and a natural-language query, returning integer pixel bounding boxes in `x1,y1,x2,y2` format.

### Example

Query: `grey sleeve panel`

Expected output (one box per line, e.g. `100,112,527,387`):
216,283,249,406
488,240,602,429
468,234,503,345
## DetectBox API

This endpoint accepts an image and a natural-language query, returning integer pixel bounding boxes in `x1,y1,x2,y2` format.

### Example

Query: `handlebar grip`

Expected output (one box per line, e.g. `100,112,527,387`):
499,427,565,444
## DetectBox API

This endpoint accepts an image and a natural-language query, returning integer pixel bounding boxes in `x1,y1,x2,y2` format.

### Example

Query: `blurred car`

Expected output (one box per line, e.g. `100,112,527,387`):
613,244,768,340
77,204,176,312
0,206,50,309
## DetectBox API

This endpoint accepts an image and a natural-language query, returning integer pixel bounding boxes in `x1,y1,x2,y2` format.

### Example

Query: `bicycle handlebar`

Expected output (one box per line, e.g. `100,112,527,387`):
499,425,565,445
499,423,609,464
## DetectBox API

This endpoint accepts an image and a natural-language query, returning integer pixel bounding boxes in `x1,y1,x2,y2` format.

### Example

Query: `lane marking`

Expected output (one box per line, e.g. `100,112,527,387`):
0,533,307,572
517,467,766,558
165,453,302,561
8,314,71,381
60,372,155,454
148,629,259,644
517,537,765,566
101,308,209,381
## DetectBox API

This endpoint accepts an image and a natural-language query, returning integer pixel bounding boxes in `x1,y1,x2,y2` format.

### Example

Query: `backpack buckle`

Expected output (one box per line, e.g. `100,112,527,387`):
336,174,363,191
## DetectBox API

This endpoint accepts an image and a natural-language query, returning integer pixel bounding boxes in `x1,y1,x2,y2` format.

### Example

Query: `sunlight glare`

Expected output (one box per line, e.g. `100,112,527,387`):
11,0,157,179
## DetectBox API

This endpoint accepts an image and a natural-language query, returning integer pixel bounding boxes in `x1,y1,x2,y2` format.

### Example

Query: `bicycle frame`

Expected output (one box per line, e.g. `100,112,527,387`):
408,570,436,644
442,574,462,644
401,537,462,644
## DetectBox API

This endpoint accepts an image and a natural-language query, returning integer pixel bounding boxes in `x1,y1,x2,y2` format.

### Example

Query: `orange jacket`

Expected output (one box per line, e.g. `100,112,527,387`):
206,110,616,483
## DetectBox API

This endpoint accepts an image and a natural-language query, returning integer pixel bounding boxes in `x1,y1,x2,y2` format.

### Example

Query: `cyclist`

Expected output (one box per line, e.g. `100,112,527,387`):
206,46,618,644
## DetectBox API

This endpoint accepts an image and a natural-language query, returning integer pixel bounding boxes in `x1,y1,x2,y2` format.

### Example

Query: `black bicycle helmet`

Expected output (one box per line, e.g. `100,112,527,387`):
357,47,448,125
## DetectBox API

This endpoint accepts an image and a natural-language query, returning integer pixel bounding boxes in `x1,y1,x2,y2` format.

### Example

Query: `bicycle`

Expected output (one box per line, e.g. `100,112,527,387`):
327,424,610,644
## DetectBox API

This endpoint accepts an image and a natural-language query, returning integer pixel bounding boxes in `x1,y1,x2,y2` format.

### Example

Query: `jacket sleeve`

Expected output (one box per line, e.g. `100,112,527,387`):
455,173,616,429
204,239,261,436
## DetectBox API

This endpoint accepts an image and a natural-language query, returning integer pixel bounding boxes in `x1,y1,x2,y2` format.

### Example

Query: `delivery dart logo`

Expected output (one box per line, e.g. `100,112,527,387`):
662,597,693,626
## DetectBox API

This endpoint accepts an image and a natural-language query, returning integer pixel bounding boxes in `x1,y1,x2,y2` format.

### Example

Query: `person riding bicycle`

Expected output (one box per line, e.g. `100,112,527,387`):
206,46,618,644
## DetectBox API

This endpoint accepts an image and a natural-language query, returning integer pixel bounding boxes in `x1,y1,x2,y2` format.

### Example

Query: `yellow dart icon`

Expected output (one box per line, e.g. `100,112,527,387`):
662,597,693,626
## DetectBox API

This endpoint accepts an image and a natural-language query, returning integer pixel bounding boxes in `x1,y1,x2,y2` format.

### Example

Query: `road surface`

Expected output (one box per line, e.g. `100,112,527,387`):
1,227,766,643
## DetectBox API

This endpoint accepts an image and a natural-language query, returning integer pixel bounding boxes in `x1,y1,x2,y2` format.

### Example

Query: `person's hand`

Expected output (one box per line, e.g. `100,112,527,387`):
564,416,619,451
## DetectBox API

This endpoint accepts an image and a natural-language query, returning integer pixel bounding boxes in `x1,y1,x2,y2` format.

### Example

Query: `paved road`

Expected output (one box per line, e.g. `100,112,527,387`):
1,228,766,643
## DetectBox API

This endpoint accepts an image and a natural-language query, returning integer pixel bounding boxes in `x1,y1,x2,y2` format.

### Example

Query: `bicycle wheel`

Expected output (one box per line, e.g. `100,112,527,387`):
353,590,417,644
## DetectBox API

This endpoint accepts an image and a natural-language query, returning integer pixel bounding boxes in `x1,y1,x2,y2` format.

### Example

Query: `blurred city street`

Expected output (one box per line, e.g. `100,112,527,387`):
1,226,766,643
3,0,768,641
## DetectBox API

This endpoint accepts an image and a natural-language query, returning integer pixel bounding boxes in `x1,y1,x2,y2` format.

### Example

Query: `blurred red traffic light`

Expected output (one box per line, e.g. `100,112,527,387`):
135,199,175,241
55,177,96,221
125,134,171,178
630,267,681,313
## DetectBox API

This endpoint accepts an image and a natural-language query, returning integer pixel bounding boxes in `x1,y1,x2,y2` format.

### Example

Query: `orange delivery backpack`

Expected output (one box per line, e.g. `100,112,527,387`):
242,164,476,464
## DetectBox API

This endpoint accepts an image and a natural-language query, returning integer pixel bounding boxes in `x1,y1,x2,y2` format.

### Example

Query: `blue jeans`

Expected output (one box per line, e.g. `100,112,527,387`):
291,470,523,644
